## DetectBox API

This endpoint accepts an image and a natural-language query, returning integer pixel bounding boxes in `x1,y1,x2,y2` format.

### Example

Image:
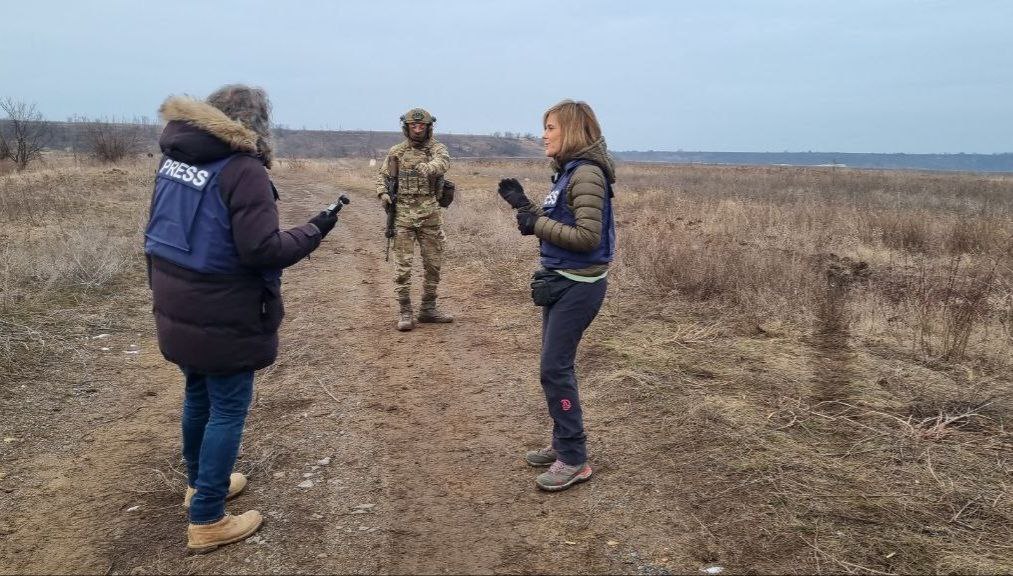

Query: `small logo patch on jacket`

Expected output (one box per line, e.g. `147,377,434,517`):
543,187,561,208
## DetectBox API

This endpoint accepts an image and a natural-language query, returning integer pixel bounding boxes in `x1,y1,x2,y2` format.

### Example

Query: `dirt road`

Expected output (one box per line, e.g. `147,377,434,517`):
5,159,1012,575
1,171,662,574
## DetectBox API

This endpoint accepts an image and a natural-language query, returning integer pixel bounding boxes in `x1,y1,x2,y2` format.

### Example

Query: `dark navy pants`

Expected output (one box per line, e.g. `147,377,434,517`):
541,276,607,465
180,368,254,524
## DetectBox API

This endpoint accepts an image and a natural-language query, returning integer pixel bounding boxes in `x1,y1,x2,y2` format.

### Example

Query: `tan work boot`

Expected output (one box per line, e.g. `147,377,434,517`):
183,472,248,509
397,298,414,331
187,510,263,553
417,297,454,323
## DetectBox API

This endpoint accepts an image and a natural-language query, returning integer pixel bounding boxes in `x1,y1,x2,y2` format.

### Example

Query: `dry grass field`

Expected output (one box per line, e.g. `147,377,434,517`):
1,154,1011,574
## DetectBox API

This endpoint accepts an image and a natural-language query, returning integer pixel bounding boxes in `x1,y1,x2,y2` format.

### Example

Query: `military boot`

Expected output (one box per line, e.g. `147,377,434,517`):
397,298,414,331
417,297,454,323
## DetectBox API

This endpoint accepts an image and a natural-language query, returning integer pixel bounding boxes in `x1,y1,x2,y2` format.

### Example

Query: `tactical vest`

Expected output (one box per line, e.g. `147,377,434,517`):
539,159,615,270
144,155,281,281
395,143,438,196
397,168,434,196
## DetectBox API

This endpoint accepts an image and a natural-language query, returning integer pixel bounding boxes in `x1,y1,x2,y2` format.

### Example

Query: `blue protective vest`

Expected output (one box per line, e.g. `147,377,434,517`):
539,160,615,269
144,155,280,281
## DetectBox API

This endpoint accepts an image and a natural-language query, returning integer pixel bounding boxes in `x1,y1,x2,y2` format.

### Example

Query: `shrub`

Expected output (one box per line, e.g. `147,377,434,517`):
82,120,147,163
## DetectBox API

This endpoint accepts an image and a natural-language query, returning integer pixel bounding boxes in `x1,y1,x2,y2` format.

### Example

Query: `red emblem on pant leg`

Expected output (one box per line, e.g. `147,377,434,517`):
561,399,572,411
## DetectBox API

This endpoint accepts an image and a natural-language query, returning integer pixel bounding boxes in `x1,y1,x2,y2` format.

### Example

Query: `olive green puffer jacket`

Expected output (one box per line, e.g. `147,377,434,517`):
531,137,616,276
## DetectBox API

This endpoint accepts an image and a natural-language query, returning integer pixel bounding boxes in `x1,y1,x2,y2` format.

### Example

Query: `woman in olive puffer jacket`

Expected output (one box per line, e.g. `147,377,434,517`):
497,99,616,492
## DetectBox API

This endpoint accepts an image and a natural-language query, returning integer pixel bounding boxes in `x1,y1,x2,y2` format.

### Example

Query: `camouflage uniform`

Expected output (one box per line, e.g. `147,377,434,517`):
376,108,452,329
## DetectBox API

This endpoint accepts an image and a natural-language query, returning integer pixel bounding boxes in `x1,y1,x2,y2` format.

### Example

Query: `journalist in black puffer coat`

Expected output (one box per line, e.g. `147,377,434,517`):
144,84,338,551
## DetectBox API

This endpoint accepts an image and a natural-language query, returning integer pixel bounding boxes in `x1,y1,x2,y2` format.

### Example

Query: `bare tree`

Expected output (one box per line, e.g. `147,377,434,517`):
0,127,10,161
82,119,147,163
0,97,50,170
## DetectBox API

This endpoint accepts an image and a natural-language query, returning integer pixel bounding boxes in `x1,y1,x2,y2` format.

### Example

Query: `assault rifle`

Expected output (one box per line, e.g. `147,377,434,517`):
384,157,399,262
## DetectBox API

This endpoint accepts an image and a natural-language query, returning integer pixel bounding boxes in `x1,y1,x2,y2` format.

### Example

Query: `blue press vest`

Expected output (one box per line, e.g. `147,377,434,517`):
539,160,615,269
144,155,280,281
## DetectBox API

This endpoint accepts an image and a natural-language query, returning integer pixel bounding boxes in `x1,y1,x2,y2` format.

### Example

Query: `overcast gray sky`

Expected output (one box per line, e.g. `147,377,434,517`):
2,0,1010,153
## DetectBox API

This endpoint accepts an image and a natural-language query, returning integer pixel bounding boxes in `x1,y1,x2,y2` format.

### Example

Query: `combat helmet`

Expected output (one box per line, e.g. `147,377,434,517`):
401,107,436,141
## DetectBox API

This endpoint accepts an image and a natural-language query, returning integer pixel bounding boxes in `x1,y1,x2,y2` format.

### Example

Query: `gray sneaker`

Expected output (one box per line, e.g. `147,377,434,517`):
524,446,558,467
535,460,593,491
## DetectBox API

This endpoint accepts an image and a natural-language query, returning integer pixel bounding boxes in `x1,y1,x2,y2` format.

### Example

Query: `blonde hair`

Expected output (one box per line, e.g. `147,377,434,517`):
542,100,602,160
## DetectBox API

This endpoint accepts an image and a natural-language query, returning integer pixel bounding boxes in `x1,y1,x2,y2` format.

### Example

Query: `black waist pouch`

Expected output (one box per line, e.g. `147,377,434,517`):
531,269,573,306
438,179,455,208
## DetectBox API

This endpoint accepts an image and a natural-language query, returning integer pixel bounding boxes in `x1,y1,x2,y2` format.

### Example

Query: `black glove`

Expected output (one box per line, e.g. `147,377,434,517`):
497,178,532,209
309,211,338,239
516,210,537,236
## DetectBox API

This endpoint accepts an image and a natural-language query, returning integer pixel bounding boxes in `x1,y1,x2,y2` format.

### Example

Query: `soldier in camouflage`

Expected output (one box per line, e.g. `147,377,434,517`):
376,107,454,331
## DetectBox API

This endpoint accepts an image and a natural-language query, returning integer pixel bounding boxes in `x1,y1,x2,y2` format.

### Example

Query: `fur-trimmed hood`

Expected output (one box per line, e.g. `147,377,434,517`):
158,96,273,167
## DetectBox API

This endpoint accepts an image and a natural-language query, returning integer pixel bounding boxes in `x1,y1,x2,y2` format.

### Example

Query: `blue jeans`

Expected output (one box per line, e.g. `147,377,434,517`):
180,368,254,524
541,277,607,465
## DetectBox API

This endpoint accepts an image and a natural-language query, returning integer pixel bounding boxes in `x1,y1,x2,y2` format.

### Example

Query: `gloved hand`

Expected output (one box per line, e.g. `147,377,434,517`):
309,211,338,239
516,210,537,236
379,193,392,208
413,161,432,177
497,178,531,209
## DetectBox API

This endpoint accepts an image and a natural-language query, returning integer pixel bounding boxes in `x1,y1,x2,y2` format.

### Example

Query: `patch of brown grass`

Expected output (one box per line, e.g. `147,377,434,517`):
4,155,1011,573
447,158,1013,573
0,156,151,375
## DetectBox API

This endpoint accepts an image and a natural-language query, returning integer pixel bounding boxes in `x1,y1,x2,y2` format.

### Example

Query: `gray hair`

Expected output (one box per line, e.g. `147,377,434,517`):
206,84,274,168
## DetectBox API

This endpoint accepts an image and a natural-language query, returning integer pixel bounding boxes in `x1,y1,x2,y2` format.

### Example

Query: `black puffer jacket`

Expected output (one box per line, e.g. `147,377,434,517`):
148,97,321,374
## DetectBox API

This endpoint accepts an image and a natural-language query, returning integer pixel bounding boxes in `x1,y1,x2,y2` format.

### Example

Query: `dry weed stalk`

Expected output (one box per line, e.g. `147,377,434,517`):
801,398,994,442
285,158,308,171
911,256,999,359
800,536,898,576
0,318,45,365
913,401,993,440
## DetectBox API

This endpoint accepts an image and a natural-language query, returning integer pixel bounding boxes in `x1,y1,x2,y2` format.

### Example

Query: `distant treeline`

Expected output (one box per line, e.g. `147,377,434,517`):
8,120,543,159
615,150,1013,173
271,129,543,159
12,119,1012,172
